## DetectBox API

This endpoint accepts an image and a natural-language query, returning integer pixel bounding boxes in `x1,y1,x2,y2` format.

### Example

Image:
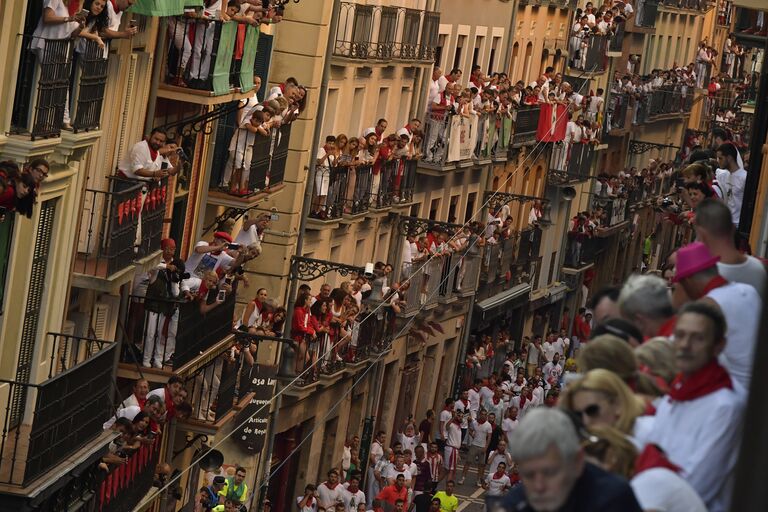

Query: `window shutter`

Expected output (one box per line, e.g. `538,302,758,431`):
0,215,15,316
253,32,273,101
12,199,57,425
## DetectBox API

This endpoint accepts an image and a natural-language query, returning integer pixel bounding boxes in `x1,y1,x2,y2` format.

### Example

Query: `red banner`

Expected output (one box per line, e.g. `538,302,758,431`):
536,103,568,142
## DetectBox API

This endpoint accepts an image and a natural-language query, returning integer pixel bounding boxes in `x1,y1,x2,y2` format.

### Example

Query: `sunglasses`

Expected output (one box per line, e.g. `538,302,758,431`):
575,403,601,418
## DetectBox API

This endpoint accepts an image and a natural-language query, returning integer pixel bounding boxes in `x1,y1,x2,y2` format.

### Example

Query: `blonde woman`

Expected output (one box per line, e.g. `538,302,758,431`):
578,334,664,399
560,369,646,434
634,337,676,387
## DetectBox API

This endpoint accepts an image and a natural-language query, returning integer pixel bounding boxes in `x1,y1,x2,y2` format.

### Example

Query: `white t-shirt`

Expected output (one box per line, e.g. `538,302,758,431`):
296,496,318,512
501,417,518,446
369,440,384,465
234,223,264,249
454,400,470,429
398,433,420,454
32,0,81,53
384,465,412,482
339,487,366,511
316,482,342,509
717,256,767,301
185,241,235,279
445,422,462,448
485,472,511,496
541,341,555,362
631,468,707,512
470,420,492,448
715,167,747,225
543,362,563,388
479,386,495,405
467,388,481,415
103,405,141,430
428,79,440,103
117,140,171,181
438,409,453,439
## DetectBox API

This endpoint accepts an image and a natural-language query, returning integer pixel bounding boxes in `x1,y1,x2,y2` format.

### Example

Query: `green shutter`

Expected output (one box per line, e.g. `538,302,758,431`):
130,0,203,16
238,26,260,93
0,215,14,315
212,21,238,96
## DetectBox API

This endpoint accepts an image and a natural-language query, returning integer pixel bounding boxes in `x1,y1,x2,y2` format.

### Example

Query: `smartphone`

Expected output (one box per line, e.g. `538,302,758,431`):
226,243,241,250
129,19,138,29
217,290,226,302
79,9,90,16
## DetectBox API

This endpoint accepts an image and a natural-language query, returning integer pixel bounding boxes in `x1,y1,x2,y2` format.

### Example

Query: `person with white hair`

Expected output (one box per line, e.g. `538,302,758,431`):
618,274,676,339
492,408,641,511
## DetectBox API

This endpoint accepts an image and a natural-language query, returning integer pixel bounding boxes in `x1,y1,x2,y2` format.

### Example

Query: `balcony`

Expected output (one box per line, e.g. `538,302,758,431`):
699,79,756,146
658,0,714,14
628,0,660,30
633,84,694,125
569,34,608,74
548,142,596,185
333,3,439,63
121,292,238,374
608,21,626,54
161,16,261,100
564,233,606,268
10,34,109,140
519,0,577,8
511,105,541,148
592,196,630,234
73,178,167,282
209,123,291,205
94,436,162,512
606,93,630,134
310,156,417,223
0,333,117,486
475,112,514,162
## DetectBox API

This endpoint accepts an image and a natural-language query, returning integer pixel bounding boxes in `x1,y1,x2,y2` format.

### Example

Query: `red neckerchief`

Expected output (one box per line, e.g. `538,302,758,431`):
460,399,469,408
700,275,729,296
519,394,527,409
164,387,176,418
254,299,263,311
472,385,480,392
324,481,340,490
136,394,147,410
668,359,732,402
491,397,500,405
144,139,159,162
492,470,506,479
634,444,681,474
108,0,121,14
452,418,462,427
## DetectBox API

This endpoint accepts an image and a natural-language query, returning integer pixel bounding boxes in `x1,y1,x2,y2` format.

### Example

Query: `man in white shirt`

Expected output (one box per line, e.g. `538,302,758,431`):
672,242,761,391
384,453,413,486
714,142,747,226
556,329,570,356
317,470,343,510
467,381,482,420
501,407,519,446
486,439,513,476
633,302,745,512
339,475,366,511
437,398,455,450
459,410,492,486
443,411,463,482
542,353,564,389
694,198,767,300
185,231,236,281
437,68,462,93
119,378,149,410
483,461,512,497
428,65,442,105
117,128,180,181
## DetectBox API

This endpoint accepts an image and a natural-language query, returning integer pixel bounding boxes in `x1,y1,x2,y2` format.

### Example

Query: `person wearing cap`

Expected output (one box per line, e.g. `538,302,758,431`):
186,231,236,282
633,301,745,512
142,238,190,368
202,476,227,510
671,241,761,391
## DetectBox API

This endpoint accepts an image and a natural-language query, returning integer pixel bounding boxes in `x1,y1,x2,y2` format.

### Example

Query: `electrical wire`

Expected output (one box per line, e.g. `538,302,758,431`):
142,64,597,506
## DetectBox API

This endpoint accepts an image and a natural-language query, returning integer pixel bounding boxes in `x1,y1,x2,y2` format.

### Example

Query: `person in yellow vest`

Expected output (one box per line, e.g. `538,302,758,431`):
217,466,249,511
212,498,241,512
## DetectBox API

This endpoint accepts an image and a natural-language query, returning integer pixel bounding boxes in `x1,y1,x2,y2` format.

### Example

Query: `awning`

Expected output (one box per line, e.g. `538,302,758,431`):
475,283,531,322
131,0,203,17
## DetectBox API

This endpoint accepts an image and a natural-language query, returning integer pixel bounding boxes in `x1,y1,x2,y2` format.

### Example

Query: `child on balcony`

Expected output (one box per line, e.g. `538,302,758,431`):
227,105,274,196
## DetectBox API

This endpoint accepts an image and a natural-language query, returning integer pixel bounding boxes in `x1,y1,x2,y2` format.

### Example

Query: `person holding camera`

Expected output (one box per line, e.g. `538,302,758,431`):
143,238,191,368
186,231,237,283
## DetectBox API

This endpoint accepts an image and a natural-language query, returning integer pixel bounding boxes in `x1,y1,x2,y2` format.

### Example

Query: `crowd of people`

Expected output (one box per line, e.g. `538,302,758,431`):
0,158,49,221
569,1,634,70
310,118,423,219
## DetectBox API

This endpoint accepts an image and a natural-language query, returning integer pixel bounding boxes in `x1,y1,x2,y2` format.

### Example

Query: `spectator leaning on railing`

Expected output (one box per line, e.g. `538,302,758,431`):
117,127,181,181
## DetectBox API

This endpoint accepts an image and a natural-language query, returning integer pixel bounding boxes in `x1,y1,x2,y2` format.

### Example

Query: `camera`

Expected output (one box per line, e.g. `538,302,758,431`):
166,269,190,283
363,262,375,280
226,243,242,250
176,147,190,161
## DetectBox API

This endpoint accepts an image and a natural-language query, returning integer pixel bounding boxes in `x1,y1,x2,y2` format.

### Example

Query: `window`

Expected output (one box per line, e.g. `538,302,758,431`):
322,88,339,137
548,251,558,284
351,5,374,58
0,216,14,315
448,195,460,223
420,12,440,61
410,204,420,217
402,8,421,59
453,35,466,70
378,7,398,58
472,35,484,70
12,199,57,424
376,87,389,123
398,87,411,128
253,32,273,100
435,34,447,68
350,87,365,135
429,198,440,220
354,239,366,266
488,36,501,73
465,192,476,223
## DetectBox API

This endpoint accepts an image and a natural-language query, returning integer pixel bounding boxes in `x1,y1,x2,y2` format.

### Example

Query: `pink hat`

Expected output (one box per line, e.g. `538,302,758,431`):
673,242,720,283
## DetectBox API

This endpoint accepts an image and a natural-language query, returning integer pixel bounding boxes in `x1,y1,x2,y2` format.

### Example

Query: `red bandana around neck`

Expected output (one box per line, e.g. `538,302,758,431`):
634,444,681,474
109,0,121,14
492,470,506,479
700,275,729,297
668,359,732,402
145,139,159,161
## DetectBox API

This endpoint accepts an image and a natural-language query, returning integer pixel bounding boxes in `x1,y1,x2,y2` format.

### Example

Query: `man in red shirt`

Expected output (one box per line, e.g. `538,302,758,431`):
375,474,408,508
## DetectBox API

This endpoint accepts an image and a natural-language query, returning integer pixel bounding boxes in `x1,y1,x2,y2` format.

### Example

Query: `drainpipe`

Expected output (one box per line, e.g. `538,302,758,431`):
144,18,167,136
502,0,518,73
259,0,342,506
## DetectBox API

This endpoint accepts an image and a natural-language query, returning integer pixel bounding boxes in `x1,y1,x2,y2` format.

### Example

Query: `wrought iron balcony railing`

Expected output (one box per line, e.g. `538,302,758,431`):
564,233,605,268
122,291,238,371
74,177,167,279
165,16,260,95
312,156,417,221
334,3,439,62
632,0,660,28
11,35,73,140
212,122,291,199
512,106,541,147
569,33,608,73
659,0,714,13
606,92,630,132
548,142,596,184
0,333,117,486
608,21,626,52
